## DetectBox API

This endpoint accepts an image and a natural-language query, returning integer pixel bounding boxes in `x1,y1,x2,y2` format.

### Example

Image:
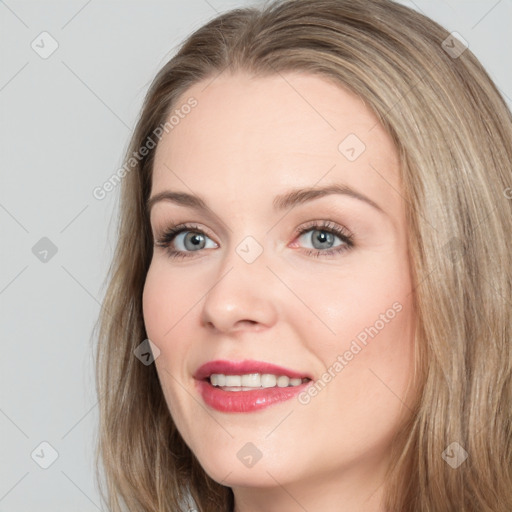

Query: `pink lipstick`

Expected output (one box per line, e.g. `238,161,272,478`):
194,359,313,413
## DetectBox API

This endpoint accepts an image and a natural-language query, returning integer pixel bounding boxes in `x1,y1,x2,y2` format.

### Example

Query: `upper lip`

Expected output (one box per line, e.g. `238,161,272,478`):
194,359,313,381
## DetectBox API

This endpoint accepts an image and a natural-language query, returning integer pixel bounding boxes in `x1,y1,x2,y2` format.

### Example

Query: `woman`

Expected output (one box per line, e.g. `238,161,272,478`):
94,0,512,510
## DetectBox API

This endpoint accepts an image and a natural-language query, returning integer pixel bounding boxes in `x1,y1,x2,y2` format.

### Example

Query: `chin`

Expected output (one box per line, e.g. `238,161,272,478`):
195,447,299,488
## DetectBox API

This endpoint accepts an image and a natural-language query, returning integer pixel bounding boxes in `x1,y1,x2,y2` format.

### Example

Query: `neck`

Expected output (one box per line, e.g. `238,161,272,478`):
231,454,389,512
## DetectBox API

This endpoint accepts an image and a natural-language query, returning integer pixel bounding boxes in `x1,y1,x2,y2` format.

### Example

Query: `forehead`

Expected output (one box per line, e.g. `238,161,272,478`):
151,71,401,216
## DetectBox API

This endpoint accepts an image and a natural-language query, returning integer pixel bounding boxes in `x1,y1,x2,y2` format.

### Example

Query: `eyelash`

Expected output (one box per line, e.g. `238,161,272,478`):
154,220,355,260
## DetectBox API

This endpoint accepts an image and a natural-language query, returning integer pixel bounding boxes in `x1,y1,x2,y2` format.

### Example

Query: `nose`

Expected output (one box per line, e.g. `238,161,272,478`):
200,242,279,335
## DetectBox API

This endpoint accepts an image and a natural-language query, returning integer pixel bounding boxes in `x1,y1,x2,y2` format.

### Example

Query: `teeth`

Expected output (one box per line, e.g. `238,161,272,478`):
277,375,290,387
261,374,276,388
225,375,242,386
209,373,307,389
242,373,260,387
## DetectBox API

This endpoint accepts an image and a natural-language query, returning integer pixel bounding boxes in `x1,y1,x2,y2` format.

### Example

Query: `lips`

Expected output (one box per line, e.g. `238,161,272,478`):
193,359,313,381
193,359,314,413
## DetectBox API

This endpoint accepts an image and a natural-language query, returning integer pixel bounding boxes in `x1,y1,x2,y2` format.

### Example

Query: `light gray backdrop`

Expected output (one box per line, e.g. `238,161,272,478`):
1,0,511,510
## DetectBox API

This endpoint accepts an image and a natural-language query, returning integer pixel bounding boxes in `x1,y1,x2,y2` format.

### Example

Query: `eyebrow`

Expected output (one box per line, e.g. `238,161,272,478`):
146,184,385,216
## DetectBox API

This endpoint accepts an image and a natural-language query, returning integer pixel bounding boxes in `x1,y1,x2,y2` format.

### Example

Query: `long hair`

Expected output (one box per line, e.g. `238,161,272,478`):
93,0,512,510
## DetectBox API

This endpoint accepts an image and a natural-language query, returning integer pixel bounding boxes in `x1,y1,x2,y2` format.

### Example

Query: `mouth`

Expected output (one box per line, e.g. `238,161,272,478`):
194,358,313,385
193,359,313,412
205,373,311,391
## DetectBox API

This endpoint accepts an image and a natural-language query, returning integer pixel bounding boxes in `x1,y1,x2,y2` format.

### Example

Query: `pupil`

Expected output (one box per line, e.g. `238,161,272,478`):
187,232,204,249
313,230,333,249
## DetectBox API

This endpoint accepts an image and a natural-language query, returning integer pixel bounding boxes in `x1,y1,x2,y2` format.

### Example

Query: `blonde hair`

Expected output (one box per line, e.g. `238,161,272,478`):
94,0,512,510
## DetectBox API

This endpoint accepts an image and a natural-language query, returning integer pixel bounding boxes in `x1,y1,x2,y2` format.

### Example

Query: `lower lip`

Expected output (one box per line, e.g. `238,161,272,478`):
196,379,311,413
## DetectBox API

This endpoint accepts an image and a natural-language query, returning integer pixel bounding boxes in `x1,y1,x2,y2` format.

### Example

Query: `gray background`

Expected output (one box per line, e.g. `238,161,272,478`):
1,1,510,510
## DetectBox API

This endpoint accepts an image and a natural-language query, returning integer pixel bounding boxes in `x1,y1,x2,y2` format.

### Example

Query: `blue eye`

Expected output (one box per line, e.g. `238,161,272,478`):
155,223,216,260
155,220,354,260
170,229,216,252
296,221,354,258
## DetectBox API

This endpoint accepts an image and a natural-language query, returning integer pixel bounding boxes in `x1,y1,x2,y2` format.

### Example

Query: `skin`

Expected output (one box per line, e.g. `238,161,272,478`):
142,71,417,512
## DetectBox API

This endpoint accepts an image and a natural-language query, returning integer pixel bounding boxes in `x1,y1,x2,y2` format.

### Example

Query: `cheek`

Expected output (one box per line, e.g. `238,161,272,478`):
142,268,165,342
294,253,416,402
142,263,189,401
328,290,415,416
142,265,193,428
290,252,413,346
142,261,188,342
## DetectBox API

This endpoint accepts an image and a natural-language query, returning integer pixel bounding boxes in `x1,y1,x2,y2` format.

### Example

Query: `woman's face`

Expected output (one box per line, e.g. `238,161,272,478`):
143,71,416,508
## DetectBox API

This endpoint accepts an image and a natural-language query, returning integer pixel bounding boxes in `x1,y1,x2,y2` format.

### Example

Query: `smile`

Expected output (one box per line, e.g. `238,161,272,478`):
194,359,313,412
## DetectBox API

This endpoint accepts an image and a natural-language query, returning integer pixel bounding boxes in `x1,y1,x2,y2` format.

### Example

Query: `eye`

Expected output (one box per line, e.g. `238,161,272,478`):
294,220,354,258
154,220,355,260
154,223,217,260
